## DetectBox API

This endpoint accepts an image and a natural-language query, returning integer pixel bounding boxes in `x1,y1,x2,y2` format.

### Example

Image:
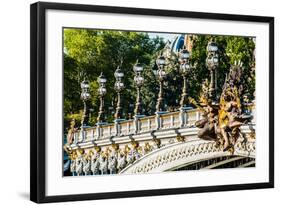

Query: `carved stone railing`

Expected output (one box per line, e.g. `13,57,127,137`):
72,108,203,145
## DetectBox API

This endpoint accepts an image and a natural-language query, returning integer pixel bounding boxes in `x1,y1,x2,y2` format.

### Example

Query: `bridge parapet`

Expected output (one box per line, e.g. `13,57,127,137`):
73,108,202,144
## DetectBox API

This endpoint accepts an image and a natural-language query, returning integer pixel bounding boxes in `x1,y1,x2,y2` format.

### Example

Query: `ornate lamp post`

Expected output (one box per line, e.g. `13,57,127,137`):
154,55,167,130
114,67,125,136
114,67,125,120
206,40,219,104
178,47,193,127
80,79,91,128
133,62,145,133
97,73,107,124
179,47,192,109
156,55,167,113
133,63,144,116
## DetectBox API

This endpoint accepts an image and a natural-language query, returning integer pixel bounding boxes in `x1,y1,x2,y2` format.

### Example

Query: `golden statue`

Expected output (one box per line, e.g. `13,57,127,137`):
195,64,252,152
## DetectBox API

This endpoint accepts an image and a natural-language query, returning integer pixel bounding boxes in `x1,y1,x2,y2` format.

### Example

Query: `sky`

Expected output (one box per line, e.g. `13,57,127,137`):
147,32,178,43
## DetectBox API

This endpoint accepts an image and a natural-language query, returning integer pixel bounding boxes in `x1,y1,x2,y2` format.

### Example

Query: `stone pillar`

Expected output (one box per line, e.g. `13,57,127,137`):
134,116,139,133
179,107,190,127
170,115,174,127
148,118,151,130
134,114,145,133
114,119,125,136
155,112,165,129
96,124,102,139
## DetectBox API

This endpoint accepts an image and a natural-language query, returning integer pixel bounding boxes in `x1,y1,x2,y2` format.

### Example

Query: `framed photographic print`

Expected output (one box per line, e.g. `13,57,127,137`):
30,1,274,203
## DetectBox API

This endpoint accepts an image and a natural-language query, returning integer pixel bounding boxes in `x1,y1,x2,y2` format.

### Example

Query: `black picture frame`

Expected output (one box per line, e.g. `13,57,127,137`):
30,2,274,203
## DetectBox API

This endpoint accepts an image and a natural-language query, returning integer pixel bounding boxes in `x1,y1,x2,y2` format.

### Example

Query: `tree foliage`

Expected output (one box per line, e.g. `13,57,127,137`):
64,29,165,130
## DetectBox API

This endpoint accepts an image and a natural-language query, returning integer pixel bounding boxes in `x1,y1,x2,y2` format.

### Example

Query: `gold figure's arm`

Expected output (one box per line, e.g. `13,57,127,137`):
188,97,206,113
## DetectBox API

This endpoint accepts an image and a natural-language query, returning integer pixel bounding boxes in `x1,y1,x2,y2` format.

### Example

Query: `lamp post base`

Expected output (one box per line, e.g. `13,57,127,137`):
155,111,168,115
179,106,193,127
95,122,108,126
79,125,91,142
95,122,108,140
155,111,168,129
114,118,125,136
134,115,145,133
180,106,193,111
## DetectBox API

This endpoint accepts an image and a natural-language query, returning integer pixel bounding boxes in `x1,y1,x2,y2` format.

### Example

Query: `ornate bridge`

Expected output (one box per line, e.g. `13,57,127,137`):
64,109,255,176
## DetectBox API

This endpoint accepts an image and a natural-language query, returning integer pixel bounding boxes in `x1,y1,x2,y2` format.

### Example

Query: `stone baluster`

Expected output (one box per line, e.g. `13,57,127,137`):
134,116,144,133
134,116,139,133
179,109,188,127
127,122,130,134
79,131,82,142
93,127,98,140
90,129,94,141
148,118,151,130
115,122,118,136
170,115,174,127
107,126,110,137
155,113,163,129
97,125,102,139
82,130,87,142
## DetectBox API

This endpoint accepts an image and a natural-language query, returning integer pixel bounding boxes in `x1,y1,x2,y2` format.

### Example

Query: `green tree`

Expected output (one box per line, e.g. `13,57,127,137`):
64,29,165,129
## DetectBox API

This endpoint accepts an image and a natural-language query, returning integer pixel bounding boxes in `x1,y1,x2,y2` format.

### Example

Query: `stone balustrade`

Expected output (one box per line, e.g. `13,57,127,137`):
72,108,202,144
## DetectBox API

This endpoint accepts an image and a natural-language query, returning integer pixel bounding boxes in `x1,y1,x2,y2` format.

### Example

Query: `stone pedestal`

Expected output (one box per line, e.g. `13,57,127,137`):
134,115,145,133
114,119,125,136
179,106,193,127
96,122,107,139
155,111,167,129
